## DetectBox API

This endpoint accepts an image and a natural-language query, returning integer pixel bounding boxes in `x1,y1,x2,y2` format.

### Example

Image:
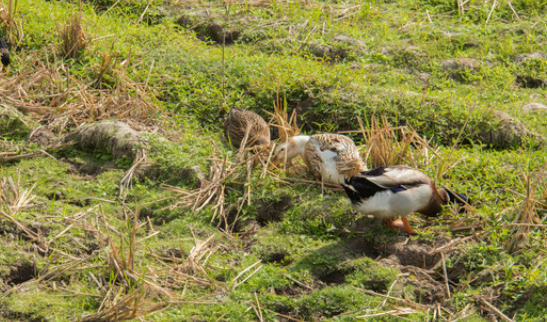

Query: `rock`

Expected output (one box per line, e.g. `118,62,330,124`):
480,111,546,148
515,52,546,64
441,57,480,81
308,43,347,61
333,34,366,46
522,102,547,113
441,57,480,71
64,121,143,160
176,11,242,44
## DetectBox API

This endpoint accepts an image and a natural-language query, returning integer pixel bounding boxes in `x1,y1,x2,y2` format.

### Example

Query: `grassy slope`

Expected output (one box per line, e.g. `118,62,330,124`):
1,0,547,321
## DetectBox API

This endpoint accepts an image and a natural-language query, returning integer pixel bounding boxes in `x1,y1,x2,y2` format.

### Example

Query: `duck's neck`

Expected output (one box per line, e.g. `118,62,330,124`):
288,135,310,159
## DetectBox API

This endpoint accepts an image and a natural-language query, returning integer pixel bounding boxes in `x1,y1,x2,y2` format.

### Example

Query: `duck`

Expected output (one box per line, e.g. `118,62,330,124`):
224,107,270,150
0,36,9,69
272,133,367,184
341,165,469,234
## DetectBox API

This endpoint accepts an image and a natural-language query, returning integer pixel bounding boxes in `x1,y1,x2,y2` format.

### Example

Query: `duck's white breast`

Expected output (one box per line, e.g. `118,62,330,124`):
352,184,433,219
307,139,346,184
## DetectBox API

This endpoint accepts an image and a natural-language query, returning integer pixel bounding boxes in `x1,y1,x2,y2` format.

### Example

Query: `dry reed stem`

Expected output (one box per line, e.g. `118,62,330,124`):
352,287,431,310
59,14,87,59
506,166,547,252
81,288,165,322
0,169,37,215
119,149,147,200
265,88,299,142
230,260,263,290
476,297,514,322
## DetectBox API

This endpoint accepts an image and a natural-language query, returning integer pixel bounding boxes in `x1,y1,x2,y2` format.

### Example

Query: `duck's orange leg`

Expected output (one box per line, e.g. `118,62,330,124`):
385,218,404,231
401,217,417,235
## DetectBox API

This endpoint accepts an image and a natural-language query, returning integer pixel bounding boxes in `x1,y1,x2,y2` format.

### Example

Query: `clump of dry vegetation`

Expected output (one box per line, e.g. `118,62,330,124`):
0,0,24,46
59,13,87,59
0,54,158,132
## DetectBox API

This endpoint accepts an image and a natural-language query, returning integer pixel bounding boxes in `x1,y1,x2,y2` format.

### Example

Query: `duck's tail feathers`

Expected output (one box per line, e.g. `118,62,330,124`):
0,37,10,67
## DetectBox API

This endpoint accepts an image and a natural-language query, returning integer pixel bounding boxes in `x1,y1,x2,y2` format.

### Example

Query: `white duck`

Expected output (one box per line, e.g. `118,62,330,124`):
342,165,469,234
272,133,367,184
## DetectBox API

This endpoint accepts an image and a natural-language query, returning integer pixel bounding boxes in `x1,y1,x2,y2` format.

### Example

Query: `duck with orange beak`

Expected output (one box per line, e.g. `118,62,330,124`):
342,165,469,234
272,133,367,184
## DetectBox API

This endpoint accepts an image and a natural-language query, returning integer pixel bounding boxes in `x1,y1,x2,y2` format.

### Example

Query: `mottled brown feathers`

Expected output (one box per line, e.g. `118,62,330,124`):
303,133,367,180
224,108,270,149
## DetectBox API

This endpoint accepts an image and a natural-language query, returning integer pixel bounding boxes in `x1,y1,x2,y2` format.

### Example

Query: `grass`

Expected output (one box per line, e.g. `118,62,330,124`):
1,0,547,320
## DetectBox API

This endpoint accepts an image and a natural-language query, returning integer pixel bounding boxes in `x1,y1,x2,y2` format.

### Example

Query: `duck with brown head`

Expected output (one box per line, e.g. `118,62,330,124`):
342,165,469,234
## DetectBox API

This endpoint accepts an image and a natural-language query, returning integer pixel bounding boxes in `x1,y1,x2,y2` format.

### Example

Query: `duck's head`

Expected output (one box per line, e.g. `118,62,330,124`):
271,135,309,166
440,188,470,208
1,54,9,68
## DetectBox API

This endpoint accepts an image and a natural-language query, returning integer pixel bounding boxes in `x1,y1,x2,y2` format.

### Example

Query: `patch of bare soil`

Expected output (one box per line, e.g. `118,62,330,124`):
4,261,36,285
67,159,112,177
0,307,48,322
255,196,292,226
344,219,481,305
318,268,349,285
260,249,291,265
516,75,546,89
29,126,57,147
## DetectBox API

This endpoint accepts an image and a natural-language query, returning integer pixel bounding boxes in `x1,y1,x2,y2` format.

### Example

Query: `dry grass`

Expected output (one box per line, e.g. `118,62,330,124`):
0,53,158,132
265,89,299,142
0,169,37,216
81,287,165,322
59,14,88,59
356,116,439,169
0,171,46,251
506,166,547,252
0,0,24,46
158,144,238,232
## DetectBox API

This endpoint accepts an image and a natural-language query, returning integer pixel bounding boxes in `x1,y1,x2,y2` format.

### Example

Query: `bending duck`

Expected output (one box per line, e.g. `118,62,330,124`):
273,133,367,184
224,107,270,150
342,165,469,234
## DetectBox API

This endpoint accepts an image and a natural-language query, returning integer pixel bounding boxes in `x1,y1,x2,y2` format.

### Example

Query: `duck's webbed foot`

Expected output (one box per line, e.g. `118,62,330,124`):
385,218,405,231
401,217,417,235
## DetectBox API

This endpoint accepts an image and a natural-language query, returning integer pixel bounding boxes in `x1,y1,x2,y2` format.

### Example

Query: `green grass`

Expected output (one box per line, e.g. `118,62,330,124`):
1,0,547,320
